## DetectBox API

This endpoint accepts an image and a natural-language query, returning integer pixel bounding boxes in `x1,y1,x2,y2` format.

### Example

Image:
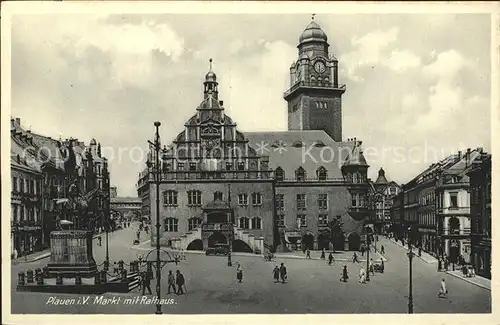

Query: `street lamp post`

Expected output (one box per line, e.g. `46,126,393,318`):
365,225,371,282
407,226,414,314
227,183,233,267
148,121,163,315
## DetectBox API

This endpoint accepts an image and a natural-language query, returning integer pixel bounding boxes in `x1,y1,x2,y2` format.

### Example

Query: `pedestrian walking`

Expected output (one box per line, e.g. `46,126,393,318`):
328,252,334,265
272,265,280,283
306,249,311,259
352,252,359,263
360,246,365,257
236,263,243,283
358,267,366,284
13,248,18,260
380,245,385,255
438,278,448,298
279,263,287,283
98,237,102,246
320,248,326,260
176,270,185,295
369,258,375,276
167,270,176,294
141,271,152,295
113,262,119,275
341,265,349,282
136,231,140,241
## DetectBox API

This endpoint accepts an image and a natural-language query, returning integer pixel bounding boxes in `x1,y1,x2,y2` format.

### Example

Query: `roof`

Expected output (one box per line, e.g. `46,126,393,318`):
299,20,328,44
245,130,355,180
343,141,368,166
375,168,389,184
111,197,142,204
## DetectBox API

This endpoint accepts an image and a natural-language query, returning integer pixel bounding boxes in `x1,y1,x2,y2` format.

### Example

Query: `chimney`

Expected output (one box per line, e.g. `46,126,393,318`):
466,148,471,168
15,118,20,126
477,147,484,154
458,151,461,159
11,118,15,127
219,100,224,106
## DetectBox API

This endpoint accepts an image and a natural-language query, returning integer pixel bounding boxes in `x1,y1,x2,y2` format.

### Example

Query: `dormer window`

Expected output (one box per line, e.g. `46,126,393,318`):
317,167,327,181
314,141,326,147
295,167,306,181
292,140,304,148
275,167,285,181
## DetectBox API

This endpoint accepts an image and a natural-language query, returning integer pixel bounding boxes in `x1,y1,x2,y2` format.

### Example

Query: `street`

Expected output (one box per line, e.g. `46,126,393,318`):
10,224,491,314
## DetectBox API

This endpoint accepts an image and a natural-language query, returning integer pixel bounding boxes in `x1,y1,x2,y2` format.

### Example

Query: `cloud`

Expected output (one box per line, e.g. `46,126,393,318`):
384,49,422,73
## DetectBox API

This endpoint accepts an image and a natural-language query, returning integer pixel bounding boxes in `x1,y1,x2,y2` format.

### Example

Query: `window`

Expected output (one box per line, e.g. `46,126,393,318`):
275,167,285,181
448,217,460,235
238,193,248,206
318,214,328,226
20,206,25,221
12,177,18,192
238,161,245,171
351,193,359,207
276,194,284,211
352,173,359,184
297,214,307,227
292,140,303,148
449,192,458,208
226,162,233,171
295,167,306,181
187,190,202,206
12,204,18,222
188,217,202,231
251,192,262,206
390,187,396,195
163,190,178,206
317,167,327,181
19,178,25,193
318,194,328,210
239,217,250,229
177,163,185,171
214,191,224,201
251,217,262,229
164,218,178,232
276,214,285,227
296,194,306,210
189,162,197,171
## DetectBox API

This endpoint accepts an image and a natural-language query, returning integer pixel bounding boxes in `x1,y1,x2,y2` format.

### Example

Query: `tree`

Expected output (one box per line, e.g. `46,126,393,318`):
320,218,344,252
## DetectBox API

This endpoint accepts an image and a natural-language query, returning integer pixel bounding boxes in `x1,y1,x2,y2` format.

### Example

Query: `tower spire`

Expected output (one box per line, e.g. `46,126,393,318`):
209,58,213,71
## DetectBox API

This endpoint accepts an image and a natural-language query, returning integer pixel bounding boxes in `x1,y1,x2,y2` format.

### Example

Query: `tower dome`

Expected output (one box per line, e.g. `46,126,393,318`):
205,58,217,82
299,19,328,44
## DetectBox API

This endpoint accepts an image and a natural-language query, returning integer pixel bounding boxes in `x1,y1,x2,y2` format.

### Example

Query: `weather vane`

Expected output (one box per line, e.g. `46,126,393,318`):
312,13,316,20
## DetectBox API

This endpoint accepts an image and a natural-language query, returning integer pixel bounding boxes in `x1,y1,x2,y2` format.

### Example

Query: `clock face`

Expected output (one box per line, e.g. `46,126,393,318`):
314,61,326,73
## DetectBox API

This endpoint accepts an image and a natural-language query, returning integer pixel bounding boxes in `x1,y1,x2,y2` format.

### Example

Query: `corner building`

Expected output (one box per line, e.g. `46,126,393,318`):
137,19,371,253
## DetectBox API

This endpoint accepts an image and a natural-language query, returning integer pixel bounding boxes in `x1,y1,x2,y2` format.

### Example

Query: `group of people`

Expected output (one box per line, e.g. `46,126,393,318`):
272,263,288,283
140,269,186,295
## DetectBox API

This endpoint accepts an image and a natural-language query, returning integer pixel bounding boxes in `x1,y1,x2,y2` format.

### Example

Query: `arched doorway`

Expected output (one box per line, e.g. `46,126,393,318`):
317,233,330,250
208,232,227,248
302,233,314,250
333,233,345,251
186,239,203,251
232,239,252,253
347,233,361,251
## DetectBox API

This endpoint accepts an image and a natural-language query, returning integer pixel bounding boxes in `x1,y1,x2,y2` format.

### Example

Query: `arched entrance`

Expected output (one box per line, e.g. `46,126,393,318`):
333,233,345,251
232,239,252,253
208,232,227,248
317,233,330,250
302,233,314,250
186,239,203,251
347,233,361,251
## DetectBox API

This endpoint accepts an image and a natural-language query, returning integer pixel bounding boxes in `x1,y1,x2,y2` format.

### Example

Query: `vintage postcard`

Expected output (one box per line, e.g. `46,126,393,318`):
1,2,498,325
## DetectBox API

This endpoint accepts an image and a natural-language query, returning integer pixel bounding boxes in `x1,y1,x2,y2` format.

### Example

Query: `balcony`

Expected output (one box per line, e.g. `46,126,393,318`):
442,227,471,236
201,223,232,231
284,81,346,98
12,220,43,231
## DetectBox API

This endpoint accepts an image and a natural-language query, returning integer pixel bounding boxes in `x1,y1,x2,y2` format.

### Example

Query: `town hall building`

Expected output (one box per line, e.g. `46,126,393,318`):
137,18,372,253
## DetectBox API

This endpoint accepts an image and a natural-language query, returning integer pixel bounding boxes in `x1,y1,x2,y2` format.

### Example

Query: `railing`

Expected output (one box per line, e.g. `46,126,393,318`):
284,81,346,97
201,223,232,231
278,177,347,184
443,227,471,236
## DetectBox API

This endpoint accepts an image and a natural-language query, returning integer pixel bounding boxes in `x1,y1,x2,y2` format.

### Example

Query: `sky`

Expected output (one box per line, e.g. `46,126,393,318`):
10,12,492,197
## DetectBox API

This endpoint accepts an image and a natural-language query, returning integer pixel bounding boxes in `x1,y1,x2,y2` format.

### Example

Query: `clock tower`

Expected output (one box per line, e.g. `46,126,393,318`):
284,16,346,142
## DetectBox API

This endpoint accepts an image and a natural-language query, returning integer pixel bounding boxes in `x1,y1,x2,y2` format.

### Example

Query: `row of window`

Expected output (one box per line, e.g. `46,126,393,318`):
275,194,329,211
275,213,339,227
315,101,329,109
238,217,262,229
163,190,263,207
419,192,435,206
11,204,38,222
275,167,327,181
166,161,246,172
12,177,40,195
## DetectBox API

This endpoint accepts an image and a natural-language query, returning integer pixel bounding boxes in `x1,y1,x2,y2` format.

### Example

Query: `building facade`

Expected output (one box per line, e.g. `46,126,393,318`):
11,117,111,255
369,168,401,234
467,153,491,278
137,18,372,253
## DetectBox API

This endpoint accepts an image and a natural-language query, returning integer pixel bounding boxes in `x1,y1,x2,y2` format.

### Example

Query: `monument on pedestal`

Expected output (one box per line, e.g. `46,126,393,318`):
46,180,102,278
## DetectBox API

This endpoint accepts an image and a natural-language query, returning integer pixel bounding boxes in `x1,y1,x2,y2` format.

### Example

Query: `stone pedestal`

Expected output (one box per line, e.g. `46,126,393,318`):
46,230,97,278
